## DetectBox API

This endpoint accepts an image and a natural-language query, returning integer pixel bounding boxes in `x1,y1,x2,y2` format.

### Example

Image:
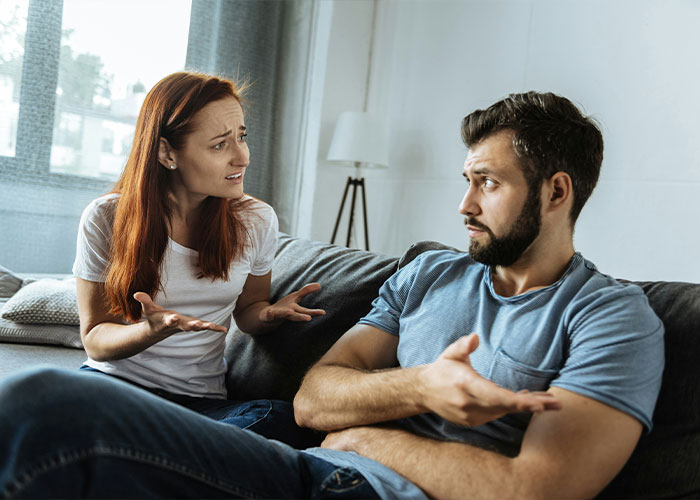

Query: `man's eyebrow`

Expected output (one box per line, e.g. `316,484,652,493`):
463,166,497,177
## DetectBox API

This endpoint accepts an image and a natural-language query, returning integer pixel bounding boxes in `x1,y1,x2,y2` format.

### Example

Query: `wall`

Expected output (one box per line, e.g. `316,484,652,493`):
309,0,700,282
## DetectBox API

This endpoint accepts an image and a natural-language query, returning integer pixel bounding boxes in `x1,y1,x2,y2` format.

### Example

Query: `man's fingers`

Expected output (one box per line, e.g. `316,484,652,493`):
515,391,562,412
440,333,480,361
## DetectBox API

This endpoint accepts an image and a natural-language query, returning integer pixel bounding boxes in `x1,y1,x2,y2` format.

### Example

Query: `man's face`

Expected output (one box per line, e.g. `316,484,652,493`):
460,130,542,267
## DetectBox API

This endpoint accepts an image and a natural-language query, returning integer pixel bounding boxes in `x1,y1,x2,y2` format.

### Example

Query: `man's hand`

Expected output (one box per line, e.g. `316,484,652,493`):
258,283,326,324
321,426,386,454
418,333,561,426
133,292,228,338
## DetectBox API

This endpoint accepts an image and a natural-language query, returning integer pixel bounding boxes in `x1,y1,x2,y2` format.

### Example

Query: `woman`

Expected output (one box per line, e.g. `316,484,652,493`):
73,71,324,445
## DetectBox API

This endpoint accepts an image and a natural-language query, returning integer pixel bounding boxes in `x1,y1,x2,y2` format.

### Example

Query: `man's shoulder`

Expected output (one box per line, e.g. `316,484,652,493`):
574,256,649,302
566,255,661,332
399,245,476,271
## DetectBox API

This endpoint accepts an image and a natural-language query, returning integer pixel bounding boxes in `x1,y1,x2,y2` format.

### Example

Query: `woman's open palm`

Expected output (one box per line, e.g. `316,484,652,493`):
133,292,228,338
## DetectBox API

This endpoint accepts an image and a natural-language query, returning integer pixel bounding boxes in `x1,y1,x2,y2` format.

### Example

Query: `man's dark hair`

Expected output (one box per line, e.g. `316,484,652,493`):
461,91,603,224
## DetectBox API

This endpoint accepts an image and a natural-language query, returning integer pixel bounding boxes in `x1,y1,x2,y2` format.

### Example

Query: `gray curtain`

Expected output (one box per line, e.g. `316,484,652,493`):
186,0,314,232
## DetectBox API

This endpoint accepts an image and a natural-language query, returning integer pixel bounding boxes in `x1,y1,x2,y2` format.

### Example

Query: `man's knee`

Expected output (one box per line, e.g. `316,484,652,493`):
0,366,122,424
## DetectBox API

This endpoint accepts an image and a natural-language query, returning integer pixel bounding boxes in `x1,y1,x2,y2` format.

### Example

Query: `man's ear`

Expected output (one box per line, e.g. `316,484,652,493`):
157,138,175,168
545,172,573,211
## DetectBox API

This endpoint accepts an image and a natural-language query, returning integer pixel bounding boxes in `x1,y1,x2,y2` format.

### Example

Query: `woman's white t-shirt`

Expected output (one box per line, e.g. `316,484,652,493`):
72,193,278,398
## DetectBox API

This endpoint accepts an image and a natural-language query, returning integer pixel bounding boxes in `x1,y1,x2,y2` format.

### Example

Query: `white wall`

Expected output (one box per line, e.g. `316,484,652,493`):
309,0,700,282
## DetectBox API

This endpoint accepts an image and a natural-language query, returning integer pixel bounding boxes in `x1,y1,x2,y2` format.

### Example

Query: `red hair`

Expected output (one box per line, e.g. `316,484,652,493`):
105,71,253,322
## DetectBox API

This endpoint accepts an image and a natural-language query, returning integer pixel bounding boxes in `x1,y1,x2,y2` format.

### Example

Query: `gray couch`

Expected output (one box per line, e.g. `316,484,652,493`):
1,234,698,499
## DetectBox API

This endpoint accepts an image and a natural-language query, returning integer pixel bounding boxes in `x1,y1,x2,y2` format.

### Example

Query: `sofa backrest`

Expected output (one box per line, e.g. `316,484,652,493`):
225,234,398,402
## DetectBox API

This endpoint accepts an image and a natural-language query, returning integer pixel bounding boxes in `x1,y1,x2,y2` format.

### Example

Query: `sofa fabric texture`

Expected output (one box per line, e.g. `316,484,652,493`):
225,233,398,402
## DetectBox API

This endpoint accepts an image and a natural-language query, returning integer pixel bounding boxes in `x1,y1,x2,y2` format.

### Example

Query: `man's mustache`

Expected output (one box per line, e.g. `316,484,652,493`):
464,217,492,234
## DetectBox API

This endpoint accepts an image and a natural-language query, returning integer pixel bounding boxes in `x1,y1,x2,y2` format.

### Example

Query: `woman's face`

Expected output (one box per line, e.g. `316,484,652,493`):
170,96,249,201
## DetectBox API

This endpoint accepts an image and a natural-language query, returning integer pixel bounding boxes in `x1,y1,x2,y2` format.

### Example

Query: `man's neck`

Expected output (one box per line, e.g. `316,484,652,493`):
490,241,576,297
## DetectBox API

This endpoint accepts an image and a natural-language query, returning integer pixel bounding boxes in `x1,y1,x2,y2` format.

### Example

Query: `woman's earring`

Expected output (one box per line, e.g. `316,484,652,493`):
169,164,176,170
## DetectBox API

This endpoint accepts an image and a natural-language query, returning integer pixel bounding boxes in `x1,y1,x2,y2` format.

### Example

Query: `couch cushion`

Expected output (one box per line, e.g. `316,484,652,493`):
224,234,398,402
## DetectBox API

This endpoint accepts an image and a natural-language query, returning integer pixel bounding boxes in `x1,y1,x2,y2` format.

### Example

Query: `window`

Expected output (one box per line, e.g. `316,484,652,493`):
0,0,192,273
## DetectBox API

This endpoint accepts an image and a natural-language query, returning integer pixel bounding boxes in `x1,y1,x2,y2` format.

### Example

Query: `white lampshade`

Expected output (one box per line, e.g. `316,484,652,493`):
327,111,389,169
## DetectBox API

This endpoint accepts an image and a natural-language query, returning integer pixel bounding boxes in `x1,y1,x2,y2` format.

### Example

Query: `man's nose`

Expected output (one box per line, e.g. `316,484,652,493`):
459,186,480,216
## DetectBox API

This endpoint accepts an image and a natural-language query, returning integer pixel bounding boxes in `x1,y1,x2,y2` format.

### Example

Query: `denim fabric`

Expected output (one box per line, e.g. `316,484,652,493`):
0,367,379,499
78,365,322,449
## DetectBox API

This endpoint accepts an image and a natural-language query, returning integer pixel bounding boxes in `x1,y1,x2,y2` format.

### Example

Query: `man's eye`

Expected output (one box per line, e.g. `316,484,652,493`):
238,133,248,143
484,178,496,188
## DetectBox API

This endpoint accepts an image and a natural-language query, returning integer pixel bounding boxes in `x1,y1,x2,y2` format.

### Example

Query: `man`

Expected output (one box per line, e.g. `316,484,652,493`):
0,92,663,499
294,91,664,499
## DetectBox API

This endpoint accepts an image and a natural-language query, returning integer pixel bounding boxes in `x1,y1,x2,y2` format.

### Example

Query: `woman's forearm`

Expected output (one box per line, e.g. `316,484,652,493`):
232,300,279,335
83,320,166,361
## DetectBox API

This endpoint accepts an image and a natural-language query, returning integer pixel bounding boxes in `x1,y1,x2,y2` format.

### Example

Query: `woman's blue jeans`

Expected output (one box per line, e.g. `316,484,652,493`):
0,367,380,499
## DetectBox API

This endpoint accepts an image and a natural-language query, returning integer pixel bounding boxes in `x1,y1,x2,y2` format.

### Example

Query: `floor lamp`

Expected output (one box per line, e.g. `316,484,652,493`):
327,112,389,250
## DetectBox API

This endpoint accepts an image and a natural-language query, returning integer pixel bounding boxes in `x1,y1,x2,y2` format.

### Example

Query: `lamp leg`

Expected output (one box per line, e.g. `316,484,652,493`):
359,178,369,251
346,178,359,247
331,176,353,244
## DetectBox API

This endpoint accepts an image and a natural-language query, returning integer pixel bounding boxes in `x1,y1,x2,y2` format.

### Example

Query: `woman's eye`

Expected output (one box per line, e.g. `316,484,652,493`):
484,178,496,188
213,141,226,150
238,133,248,143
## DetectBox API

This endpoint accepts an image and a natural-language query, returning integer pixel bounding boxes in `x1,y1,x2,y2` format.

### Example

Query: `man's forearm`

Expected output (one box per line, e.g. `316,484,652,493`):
293,364,427,431
324,426,529,500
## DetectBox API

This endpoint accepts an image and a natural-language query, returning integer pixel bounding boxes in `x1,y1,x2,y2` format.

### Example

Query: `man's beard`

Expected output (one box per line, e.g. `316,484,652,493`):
466,188,542,267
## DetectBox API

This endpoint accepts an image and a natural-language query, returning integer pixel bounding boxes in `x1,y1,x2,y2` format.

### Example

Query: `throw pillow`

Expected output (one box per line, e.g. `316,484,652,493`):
1,278,80,325
0,310,83,349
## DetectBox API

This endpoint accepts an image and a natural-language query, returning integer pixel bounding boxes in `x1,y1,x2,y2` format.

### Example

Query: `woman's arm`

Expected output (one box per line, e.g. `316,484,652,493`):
232,272,325,334
77,278,227,361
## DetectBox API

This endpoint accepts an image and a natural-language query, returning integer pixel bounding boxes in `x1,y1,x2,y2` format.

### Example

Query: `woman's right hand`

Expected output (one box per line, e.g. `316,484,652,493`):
133,292,228,339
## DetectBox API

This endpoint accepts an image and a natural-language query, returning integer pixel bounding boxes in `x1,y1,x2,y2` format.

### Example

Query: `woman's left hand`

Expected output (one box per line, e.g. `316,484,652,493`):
259,283,326,324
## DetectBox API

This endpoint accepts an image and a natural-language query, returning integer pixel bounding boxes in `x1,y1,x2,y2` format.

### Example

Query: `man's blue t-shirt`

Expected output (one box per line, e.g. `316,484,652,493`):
358,250,665,456
305,250,664,499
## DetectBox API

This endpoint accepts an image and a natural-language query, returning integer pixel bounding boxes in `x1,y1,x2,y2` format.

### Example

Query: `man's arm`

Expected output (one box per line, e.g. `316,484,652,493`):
294,325,560,431
322,387,642,500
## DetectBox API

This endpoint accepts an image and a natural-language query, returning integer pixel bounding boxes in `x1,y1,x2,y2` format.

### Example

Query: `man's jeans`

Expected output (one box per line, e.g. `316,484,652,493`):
0,367,380,499
78,365,321,450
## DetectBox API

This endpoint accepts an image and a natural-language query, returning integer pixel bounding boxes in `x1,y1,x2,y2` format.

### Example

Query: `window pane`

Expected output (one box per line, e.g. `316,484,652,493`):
0,0,28,158
50,0,191,180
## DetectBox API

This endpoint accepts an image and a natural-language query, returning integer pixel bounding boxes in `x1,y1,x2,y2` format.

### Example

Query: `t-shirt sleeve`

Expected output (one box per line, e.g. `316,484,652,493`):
249,202,279,276
358,253,425,335
72,197,114,282
552,285,665,432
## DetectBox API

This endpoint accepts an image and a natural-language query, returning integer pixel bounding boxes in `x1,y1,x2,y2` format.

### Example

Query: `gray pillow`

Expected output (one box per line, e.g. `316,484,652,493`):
1,277,80,325
0,299,82,349
224,233,399,402
0,265,23,298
